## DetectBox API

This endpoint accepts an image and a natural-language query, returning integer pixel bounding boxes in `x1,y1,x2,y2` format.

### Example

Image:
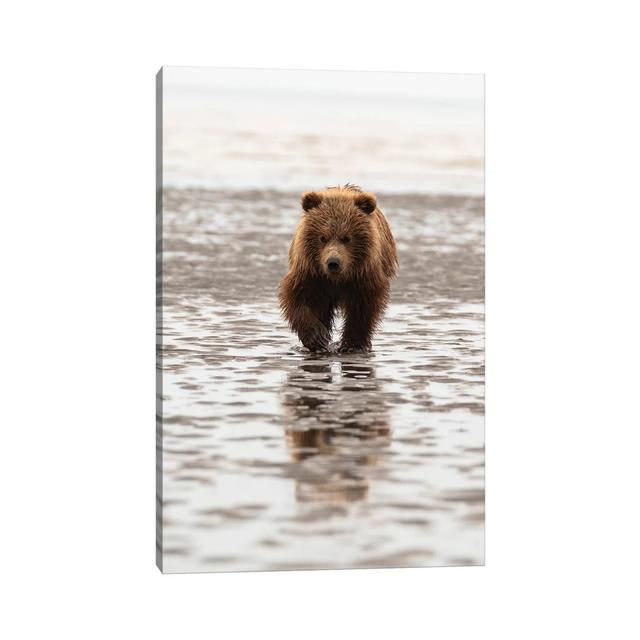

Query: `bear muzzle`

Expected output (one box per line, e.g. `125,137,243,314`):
326,256,342,274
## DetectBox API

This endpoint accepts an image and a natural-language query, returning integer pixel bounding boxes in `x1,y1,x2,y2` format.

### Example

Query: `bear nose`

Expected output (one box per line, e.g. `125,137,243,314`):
327,257,341,272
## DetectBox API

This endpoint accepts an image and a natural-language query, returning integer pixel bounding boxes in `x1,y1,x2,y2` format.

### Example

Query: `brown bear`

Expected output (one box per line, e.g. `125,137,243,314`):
279,184,398,352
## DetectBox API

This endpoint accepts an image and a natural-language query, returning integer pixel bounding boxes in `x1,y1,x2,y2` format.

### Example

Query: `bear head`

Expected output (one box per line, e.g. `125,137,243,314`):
298,184,378,280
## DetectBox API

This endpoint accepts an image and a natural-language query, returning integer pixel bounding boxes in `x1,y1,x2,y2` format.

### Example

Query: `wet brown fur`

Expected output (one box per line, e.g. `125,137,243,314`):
279,185,398,352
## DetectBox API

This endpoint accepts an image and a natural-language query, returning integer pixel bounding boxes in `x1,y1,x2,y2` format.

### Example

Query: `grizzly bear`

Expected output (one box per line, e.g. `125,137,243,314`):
279,184,398,352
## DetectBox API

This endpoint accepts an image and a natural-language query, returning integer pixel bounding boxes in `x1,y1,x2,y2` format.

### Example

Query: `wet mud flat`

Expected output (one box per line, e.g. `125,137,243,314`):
158,188,484,573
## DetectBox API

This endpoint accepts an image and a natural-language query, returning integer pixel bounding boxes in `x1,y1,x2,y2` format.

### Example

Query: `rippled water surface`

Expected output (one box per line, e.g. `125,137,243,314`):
158,188,484,572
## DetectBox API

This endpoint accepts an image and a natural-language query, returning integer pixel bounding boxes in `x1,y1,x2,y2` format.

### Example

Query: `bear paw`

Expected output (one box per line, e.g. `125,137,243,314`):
300,320,331,352
338,342,370,354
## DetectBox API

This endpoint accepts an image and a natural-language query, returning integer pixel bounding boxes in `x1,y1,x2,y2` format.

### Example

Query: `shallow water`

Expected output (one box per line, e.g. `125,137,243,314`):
158,188,484,572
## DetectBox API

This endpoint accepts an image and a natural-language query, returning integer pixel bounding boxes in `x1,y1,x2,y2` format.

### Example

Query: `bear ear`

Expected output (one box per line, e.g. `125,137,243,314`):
301,191,322,212
354,193,376,214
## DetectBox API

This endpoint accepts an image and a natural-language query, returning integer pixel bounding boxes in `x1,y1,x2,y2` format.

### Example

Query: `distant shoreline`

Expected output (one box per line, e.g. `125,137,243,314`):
162,186,485,209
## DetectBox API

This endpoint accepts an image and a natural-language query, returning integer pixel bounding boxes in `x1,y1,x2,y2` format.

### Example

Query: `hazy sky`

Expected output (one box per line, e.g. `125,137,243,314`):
161,66,484,194
163,66,484,104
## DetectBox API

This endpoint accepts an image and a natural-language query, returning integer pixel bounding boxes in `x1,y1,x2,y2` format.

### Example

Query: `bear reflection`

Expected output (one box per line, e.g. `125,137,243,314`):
281,359,391,503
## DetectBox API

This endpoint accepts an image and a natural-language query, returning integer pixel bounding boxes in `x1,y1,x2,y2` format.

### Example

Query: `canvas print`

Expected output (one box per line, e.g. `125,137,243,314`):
156,67,484,573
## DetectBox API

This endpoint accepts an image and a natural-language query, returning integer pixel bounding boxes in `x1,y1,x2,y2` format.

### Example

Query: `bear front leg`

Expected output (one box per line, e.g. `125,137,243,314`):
339,286,388,353
291,304,333,352
279,275,335,352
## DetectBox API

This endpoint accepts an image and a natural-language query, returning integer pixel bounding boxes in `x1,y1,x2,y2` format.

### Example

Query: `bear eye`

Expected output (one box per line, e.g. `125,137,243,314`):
342,236,351,244
320,236,328,243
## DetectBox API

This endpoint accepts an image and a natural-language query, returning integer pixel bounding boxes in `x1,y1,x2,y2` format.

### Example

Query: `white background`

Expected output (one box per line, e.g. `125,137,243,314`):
1,2,639,638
